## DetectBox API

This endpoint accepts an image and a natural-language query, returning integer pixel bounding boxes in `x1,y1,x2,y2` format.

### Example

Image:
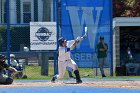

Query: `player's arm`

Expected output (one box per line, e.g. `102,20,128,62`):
70,41,77,50
70,35,87,50
15,60,19,67
101,43,108,51
8,66,17,72
75,35,87,43
3,62,17,72
66,34,87,51
103,43,108,51
97,44,104,52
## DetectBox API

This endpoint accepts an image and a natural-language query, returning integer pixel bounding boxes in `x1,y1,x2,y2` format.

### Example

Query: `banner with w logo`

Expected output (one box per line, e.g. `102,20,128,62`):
61,0,112,68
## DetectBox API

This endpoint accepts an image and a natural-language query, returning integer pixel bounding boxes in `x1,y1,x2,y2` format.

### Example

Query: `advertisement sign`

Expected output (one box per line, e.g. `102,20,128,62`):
30,22,57,50
61,0,112,67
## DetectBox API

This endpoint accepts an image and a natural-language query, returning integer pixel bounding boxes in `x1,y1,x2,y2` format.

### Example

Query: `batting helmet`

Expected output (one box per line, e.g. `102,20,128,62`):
58,37,65,47
0,54,6,63
10,54,15,58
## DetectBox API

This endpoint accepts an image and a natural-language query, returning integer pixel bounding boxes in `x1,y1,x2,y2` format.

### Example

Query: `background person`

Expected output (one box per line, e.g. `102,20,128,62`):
0,54,17,84
9,54,24,78
9,54,19,69
97,36,108,77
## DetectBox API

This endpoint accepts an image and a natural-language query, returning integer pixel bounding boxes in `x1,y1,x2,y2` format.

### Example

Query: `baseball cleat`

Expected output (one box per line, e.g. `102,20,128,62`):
76,80,82,84
102,74,106,77
51,76,56,83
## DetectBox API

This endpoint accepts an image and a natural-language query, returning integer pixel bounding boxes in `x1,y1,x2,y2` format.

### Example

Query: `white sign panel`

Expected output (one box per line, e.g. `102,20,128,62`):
30,22,57,50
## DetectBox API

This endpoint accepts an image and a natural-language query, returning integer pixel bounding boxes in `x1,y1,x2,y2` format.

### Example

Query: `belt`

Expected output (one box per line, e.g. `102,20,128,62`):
59,59,70,62
65,59,70,61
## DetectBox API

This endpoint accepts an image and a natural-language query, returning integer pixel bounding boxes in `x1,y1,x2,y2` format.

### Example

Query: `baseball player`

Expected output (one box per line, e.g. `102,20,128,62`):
0,54,17,84
51,35,87,83
10,54,19,68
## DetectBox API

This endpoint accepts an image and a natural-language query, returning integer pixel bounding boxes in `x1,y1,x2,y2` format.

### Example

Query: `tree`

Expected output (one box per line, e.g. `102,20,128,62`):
113,0,126,17
129,0,140,16
42,0,51,21
113,0,140,17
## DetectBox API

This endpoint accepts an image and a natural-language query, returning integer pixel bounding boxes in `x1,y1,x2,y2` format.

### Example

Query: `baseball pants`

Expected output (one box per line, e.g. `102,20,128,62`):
56,59,78,79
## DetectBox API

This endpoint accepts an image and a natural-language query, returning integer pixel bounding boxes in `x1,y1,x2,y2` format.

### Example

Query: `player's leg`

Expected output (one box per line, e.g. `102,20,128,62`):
51,61,66,82
102,57,107,77
67,59,82,83
66,66,75,79
98,58,106,77
0,75,13,84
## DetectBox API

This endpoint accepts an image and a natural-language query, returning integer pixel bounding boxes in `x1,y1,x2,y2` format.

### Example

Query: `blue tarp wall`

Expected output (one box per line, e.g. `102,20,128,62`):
61,0,112,69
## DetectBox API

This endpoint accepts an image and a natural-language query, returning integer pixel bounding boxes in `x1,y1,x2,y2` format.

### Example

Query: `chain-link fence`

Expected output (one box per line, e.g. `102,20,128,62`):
0,0,58,79
0,26,57,79
0,0,113,80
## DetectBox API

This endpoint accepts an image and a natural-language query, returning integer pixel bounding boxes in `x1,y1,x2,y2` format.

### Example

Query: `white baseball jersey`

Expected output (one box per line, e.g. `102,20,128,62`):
58,40,75,62
56,40,77,79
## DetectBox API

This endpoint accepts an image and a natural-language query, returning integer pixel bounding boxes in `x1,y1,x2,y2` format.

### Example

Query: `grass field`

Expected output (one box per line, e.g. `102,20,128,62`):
19,65,95,80
17,65,140,80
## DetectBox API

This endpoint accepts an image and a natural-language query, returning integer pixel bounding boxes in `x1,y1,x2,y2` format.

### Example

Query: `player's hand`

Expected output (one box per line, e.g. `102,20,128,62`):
76,36,81,43
9,67,17,72
82,34,87,39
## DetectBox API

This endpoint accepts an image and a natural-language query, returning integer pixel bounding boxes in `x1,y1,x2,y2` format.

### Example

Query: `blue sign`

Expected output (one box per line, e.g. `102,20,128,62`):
61,0,112,68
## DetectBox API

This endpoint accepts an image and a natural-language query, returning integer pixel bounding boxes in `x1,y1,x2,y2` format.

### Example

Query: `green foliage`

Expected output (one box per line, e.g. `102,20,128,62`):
0,26,6,33
23,65,52,80
0,26,30,52
19,65,95,80
113,0,140,17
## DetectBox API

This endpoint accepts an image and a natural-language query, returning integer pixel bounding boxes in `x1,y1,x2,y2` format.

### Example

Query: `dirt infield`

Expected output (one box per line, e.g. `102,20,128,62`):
0,80,140,89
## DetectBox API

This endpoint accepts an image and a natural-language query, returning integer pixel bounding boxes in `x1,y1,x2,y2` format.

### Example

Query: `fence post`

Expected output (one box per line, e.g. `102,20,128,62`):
41,52,49,75
6,0,11,77
53,51,58,75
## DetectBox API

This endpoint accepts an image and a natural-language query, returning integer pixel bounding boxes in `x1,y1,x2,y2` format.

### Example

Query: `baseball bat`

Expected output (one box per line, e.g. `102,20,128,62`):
84,26,87,35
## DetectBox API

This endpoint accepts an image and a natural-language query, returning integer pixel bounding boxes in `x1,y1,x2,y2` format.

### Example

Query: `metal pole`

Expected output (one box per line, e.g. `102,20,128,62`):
53,0,59,75
6,0,11,77
53,51,57,75
53,0,56,21
110,0,113,76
